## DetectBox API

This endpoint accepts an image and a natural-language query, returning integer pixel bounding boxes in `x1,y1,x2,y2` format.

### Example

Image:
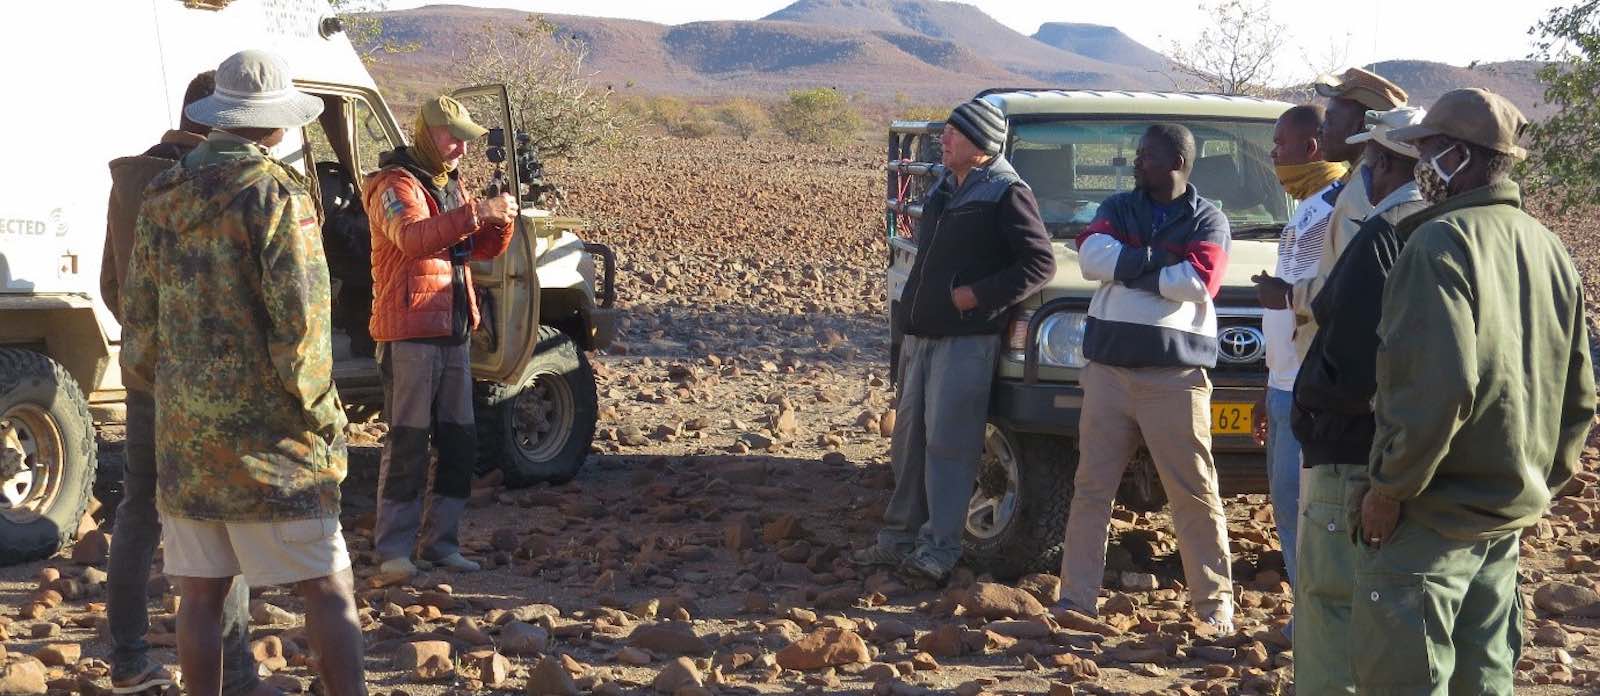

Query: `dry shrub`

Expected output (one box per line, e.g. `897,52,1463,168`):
775,88,864,144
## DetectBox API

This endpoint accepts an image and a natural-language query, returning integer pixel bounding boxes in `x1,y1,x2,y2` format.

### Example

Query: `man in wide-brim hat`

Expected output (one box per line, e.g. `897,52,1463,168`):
122,48,369,696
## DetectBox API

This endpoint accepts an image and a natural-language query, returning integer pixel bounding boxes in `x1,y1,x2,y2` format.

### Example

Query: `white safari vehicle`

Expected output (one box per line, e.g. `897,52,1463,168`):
0,0,618,565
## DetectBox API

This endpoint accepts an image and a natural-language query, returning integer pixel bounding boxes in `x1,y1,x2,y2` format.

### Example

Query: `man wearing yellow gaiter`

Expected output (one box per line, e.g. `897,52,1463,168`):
1247,104,1346,626
364,96,516,577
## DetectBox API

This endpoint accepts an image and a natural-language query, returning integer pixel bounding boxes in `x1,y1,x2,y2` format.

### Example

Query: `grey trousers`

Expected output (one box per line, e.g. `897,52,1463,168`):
878,333,1001,573
107,389,259,694
374,341,477,562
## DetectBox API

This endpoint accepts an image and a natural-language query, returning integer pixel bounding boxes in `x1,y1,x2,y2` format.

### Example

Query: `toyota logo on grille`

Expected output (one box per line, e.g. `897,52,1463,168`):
1218,326,1266,364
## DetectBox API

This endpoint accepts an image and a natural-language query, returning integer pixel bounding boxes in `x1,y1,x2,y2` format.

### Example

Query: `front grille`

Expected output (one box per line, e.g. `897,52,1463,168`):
1213,314,1267,376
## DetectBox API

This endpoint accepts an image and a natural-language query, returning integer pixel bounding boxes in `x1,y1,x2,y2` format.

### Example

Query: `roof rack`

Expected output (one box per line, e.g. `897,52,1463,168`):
973,87,1272,102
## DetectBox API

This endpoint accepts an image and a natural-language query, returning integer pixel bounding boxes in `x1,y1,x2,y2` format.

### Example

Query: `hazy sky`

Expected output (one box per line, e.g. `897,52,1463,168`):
386,0,1565,69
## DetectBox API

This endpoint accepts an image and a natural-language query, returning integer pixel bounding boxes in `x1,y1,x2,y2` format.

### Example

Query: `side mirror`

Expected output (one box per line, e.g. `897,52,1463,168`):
486,147,506,164
486,127,506,148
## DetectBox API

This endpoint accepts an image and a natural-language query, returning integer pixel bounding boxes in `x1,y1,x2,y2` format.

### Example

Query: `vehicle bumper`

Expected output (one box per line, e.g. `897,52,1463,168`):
590,307,619,351
989,378,1268,494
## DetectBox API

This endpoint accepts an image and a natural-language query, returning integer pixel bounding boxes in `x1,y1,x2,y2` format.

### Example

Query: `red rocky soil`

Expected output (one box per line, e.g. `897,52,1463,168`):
2,136,1598,695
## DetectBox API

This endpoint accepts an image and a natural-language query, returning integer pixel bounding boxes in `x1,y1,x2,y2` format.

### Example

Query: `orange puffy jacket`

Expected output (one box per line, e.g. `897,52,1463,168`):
363,163,514,342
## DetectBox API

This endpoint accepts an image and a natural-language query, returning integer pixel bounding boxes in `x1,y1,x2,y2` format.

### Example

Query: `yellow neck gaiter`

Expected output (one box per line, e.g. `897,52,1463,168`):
1275,160,1348,201
410,111,454,188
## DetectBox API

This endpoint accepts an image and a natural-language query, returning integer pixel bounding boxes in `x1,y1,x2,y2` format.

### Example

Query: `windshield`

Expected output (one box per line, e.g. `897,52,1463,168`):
1007,118,1291,240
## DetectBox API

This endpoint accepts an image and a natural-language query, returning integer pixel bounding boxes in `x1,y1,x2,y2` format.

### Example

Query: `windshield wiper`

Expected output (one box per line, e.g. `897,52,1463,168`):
1232,224,1284,240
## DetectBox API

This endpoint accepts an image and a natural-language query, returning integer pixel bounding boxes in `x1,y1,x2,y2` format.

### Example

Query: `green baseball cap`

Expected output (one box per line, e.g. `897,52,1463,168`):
421,95,489,140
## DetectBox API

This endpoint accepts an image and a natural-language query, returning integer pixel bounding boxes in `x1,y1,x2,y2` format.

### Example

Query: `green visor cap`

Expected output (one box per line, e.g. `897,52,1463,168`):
422,95,490,140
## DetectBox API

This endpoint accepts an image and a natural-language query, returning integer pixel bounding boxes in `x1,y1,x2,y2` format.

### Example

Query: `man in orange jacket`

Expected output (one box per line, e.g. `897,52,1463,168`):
363,95,514,576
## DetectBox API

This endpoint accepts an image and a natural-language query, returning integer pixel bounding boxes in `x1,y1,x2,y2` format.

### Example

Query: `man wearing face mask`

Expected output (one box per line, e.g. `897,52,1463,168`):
1247,103,1346,603
851,98,1054,586
1288,106,1428,694
365,96,516,578
1353,88,1595,694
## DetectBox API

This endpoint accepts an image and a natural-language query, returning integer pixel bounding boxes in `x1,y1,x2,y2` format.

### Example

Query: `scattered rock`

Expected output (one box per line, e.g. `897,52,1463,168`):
250,635,287,671
30,643,79,667
71,532,110,565
616,647,654,665
959,583,1047,620
1533,624,1573,648
776,628,871,670
527,656,580,696
501,621,551,656
462,650,511,687
628,623,712,656
1015,574,1062,605
0,658,47,695
249,601,297,625
394,641,451,671
1534,582,1600,616
652,657,704,693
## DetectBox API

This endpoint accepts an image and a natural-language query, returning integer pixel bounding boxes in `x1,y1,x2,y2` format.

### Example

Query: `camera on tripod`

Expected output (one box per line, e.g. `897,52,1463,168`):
485,127,562,208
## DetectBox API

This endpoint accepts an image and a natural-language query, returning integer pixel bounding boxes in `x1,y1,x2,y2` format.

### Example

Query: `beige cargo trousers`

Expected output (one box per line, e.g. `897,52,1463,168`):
1059,361,1235,622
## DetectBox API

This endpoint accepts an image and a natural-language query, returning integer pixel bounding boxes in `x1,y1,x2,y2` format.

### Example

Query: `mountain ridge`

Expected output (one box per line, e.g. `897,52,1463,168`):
364,2,1547,117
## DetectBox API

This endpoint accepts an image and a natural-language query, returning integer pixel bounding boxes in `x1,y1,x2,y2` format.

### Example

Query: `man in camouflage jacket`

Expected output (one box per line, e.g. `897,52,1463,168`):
122,49,367,696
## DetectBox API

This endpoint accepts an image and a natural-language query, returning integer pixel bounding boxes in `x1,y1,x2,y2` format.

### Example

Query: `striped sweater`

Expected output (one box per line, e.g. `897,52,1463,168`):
1075,185,1232,368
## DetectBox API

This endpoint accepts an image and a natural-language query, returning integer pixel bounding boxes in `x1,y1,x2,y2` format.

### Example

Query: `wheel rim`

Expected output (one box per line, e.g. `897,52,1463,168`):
510,371,576,462
966,424,1020,541
0,405,65,524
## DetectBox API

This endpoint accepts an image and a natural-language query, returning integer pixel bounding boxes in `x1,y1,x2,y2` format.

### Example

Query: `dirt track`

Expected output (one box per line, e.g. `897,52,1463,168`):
2,135,1598,695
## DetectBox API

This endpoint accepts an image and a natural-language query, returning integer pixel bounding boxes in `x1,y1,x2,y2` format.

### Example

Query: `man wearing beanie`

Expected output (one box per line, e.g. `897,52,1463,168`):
1353,88,1593,693
851,97,1054,584
1289,105,1430,694
122,49,368,696
365,95,516,578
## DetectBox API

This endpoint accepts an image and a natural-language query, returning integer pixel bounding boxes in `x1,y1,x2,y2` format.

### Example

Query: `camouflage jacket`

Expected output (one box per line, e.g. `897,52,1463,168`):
122,132,347,522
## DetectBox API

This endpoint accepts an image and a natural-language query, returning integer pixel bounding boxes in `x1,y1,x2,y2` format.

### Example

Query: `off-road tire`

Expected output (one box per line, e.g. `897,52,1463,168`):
962,426,1073,580
475,326,598,487
0,348,96,566
1117,448,1170,512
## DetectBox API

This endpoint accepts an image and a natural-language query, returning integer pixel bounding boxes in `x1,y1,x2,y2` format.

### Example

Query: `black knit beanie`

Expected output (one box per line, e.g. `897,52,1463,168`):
947,99,1007,155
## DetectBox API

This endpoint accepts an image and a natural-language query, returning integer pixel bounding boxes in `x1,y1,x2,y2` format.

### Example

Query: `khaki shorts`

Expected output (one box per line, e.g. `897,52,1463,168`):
160,515,351,587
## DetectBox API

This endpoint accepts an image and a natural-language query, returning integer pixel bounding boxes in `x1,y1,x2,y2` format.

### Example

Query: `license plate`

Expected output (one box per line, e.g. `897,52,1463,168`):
1211,402,1254,435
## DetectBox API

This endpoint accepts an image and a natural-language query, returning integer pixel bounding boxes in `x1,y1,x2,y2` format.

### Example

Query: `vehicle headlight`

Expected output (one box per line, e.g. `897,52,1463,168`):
1037,312,1088,368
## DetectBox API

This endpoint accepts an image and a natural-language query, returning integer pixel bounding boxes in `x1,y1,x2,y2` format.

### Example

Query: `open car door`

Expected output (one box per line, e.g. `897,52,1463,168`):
450,84,540,384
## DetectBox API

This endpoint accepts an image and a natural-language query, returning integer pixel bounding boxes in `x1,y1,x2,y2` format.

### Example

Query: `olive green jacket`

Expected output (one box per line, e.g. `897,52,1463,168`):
122,133,347,522
1371,180,1595,540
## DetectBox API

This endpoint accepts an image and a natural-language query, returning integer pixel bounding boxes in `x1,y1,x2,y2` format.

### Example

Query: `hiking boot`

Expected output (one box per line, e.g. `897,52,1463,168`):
848,543,909,567
896,553,949,589
378,556,419,577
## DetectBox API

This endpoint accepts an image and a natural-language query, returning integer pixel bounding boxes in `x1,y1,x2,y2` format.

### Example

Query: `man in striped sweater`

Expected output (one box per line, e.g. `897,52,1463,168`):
1058,124,1236,631
1247,103,1347,605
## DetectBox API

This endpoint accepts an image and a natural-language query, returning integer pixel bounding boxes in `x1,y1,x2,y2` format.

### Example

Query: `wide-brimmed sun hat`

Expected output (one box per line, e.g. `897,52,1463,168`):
184,49,323,130
1346,107,1428,159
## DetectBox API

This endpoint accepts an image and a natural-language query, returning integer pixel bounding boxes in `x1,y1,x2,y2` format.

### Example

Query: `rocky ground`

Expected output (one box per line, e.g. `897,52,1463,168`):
3,136,1600,695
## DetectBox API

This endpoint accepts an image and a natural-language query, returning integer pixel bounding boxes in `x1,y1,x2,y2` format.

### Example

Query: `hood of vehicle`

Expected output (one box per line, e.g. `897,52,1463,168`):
1032,238,1279,302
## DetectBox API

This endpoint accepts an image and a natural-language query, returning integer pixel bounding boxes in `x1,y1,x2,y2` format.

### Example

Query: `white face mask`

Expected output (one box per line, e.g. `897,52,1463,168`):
1428,143,1471,186
1414,142,1473,204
